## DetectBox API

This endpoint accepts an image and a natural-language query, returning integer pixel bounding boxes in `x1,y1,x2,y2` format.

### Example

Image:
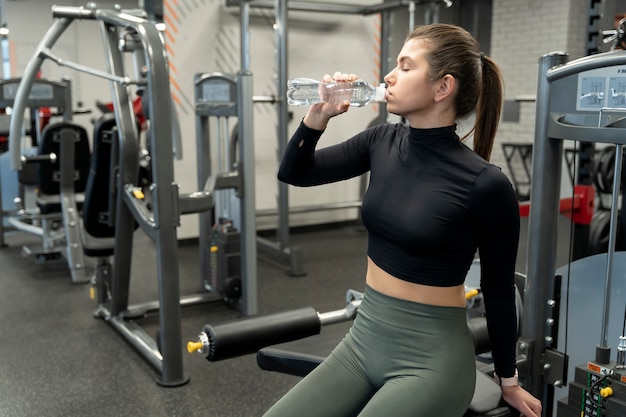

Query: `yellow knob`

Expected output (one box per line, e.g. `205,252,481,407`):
465,289,479,300
89,286,95,300
600,386,613,398
187,340,204,354
132,188,145,199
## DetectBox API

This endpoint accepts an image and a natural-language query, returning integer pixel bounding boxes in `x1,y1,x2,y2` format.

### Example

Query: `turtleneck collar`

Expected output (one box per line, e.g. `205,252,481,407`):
407,124,458,144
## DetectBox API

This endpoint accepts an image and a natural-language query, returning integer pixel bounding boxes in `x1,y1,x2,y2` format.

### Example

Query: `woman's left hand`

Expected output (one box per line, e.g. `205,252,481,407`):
500,385,542,417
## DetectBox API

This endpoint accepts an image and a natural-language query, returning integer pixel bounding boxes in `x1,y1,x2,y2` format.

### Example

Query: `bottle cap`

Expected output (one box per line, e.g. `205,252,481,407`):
375,83,387,102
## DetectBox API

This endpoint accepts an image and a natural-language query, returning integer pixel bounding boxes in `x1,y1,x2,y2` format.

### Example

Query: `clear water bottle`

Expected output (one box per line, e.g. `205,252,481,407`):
287,78,386,107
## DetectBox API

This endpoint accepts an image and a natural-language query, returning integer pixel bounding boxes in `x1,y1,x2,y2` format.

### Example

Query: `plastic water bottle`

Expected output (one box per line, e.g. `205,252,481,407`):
287,78,386,107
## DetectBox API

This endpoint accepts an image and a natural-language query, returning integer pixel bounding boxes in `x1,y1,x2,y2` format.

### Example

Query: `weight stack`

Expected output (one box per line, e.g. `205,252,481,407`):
208,219,242,301
556,361,626,416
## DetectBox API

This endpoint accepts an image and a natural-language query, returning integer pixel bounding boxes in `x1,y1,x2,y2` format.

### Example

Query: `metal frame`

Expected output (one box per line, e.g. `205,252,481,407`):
8,3,258,386
227,0,447,275
524,49,626,409
194,71,258,316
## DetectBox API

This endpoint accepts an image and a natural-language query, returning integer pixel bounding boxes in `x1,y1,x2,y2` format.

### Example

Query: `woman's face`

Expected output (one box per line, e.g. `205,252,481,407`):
383,38,441,120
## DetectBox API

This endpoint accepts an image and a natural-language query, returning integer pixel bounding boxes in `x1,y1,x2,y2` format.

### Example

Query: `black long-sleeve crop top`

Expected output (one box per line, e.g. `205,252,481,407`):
278,121,521,378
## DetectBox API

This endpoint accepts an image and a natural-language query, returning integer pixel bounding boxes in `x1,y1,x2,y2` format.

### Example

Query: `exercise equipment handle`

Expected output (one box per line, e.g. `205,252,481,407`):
21,153,56,164
191,307,321,362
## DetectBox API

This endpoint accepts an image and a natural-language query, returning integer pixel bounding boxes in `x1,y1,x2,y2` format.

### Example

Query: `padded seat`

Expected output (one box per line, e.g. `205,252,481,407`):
257,330,515,417
37,193,84,215
81,114,117,258
36,122,90,214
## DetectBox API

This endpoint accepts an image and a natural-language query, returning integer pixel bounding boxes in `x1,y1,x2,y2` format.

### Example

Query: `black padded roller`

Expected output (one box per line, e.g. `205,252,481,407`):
203,307,322,362
467,317,491,355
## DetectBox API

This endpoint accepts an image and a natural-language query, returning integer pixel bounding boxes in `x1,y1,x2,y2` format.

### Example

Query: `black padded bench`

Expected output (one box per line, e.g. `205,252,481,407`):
257,330,516,417
36,122,90,215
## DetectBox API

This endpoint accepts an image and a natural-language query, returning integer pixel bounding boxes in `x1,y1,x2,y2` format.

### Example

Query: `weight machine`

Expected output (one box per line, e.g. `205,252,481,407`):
187,260,522,416
524,47,626,416
0,77,92,284
8,3,258,386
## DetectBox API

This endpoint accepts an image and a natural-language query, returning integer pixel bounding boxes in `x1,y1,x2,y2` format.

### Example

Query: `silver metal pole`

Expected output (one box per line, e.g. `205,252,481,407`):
238,71,258,316
240,1,251,72
601,143,622,348
596,107,626,364
9,17,72,170
523,52,568,402
226,0,421,15
239,3,258,316
275,0,290,249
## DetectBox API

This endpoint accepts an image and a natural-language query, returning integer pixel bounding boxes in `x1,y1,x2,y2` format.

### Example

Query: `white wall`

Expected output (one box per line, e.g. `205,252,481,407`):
165,0,381,235
3,0,139,128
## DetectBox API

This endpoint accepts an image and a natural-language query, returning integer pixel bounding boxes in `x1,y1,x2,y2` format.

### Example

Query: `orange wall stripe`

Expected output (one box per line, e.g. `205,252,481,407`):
170,75,181,92
163,0,180,22
166,43,175,57
169,61,178,75
164,15,178,34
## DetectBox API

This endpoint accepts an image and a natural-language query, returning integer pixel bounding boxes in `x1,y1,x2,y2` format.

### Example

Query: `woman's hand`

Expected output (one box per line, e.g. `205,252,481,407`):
303,72,358,131
500,385,542,417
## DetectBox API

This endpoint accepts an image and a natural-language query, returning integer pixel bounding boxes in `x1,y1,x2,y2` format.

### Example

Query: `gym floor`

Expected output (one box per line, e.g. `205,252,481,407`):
0,222,368,417
0,216,570,417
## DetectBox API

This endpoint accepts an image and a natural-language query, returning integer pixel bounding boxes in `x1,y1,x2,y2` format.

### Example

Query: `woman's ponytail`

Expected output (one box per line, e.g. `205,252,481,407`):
473,55,504,161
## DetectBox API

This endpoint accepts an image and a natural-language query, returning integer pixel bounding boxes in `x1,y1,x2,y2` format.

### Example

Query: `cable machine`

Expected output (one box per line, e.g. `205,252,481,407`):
524,48,626,416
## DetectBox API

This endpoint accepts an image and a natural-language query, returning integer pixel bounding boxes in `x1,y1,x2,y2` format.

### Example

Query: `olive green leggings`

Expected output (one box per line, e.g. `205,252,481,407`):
263,285,476,417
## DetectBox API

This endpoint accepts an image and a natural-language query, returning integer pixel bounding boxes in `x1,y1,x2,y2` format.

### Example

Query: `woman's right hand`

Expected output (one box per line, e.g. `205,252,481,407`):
303,72,358,131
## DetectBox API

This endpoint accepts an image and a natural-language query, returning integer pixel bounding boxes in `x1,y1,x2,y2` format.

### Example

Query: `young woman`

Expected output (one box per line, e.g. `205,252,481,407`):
264,23,542,417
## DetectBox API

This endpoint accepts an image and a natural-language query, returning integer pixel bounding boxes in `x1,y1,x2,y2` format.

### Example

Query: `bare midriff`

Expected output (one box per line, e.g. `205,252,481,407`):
365,257,466,308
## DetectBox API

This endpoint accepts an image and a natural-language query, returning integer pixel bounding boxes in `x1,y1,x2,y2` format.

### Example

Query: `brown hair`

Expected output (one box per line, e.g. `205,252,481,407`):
407,23,503,161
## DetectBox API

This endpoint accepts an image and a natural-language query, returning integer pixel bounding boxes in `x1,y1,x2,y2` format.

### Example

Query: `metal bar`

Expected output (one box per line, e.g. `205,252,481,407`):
109,317,163,372
275,0,290,250
226,0,428,15
124,293,223,317
59,127,88,284
256,200,361,216
124,14,189,386
596,107,626,362
39,48,138,86
238,71,259,316
523,52,568,400
195,74,214,292
240,2,251,72
601,142,622,352
51,5,97,19
9,17,72,170
318,299,361,325
99,20,139,318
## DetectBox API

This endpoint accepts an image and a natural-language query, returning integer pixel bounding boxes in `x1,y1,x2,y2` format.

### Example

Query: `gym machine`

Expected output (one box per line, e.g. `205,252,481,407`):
195,72,245,300
8,3,258,386
187,262,522,416
187,289,363,362
524,45,626,416
0,77,92,284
